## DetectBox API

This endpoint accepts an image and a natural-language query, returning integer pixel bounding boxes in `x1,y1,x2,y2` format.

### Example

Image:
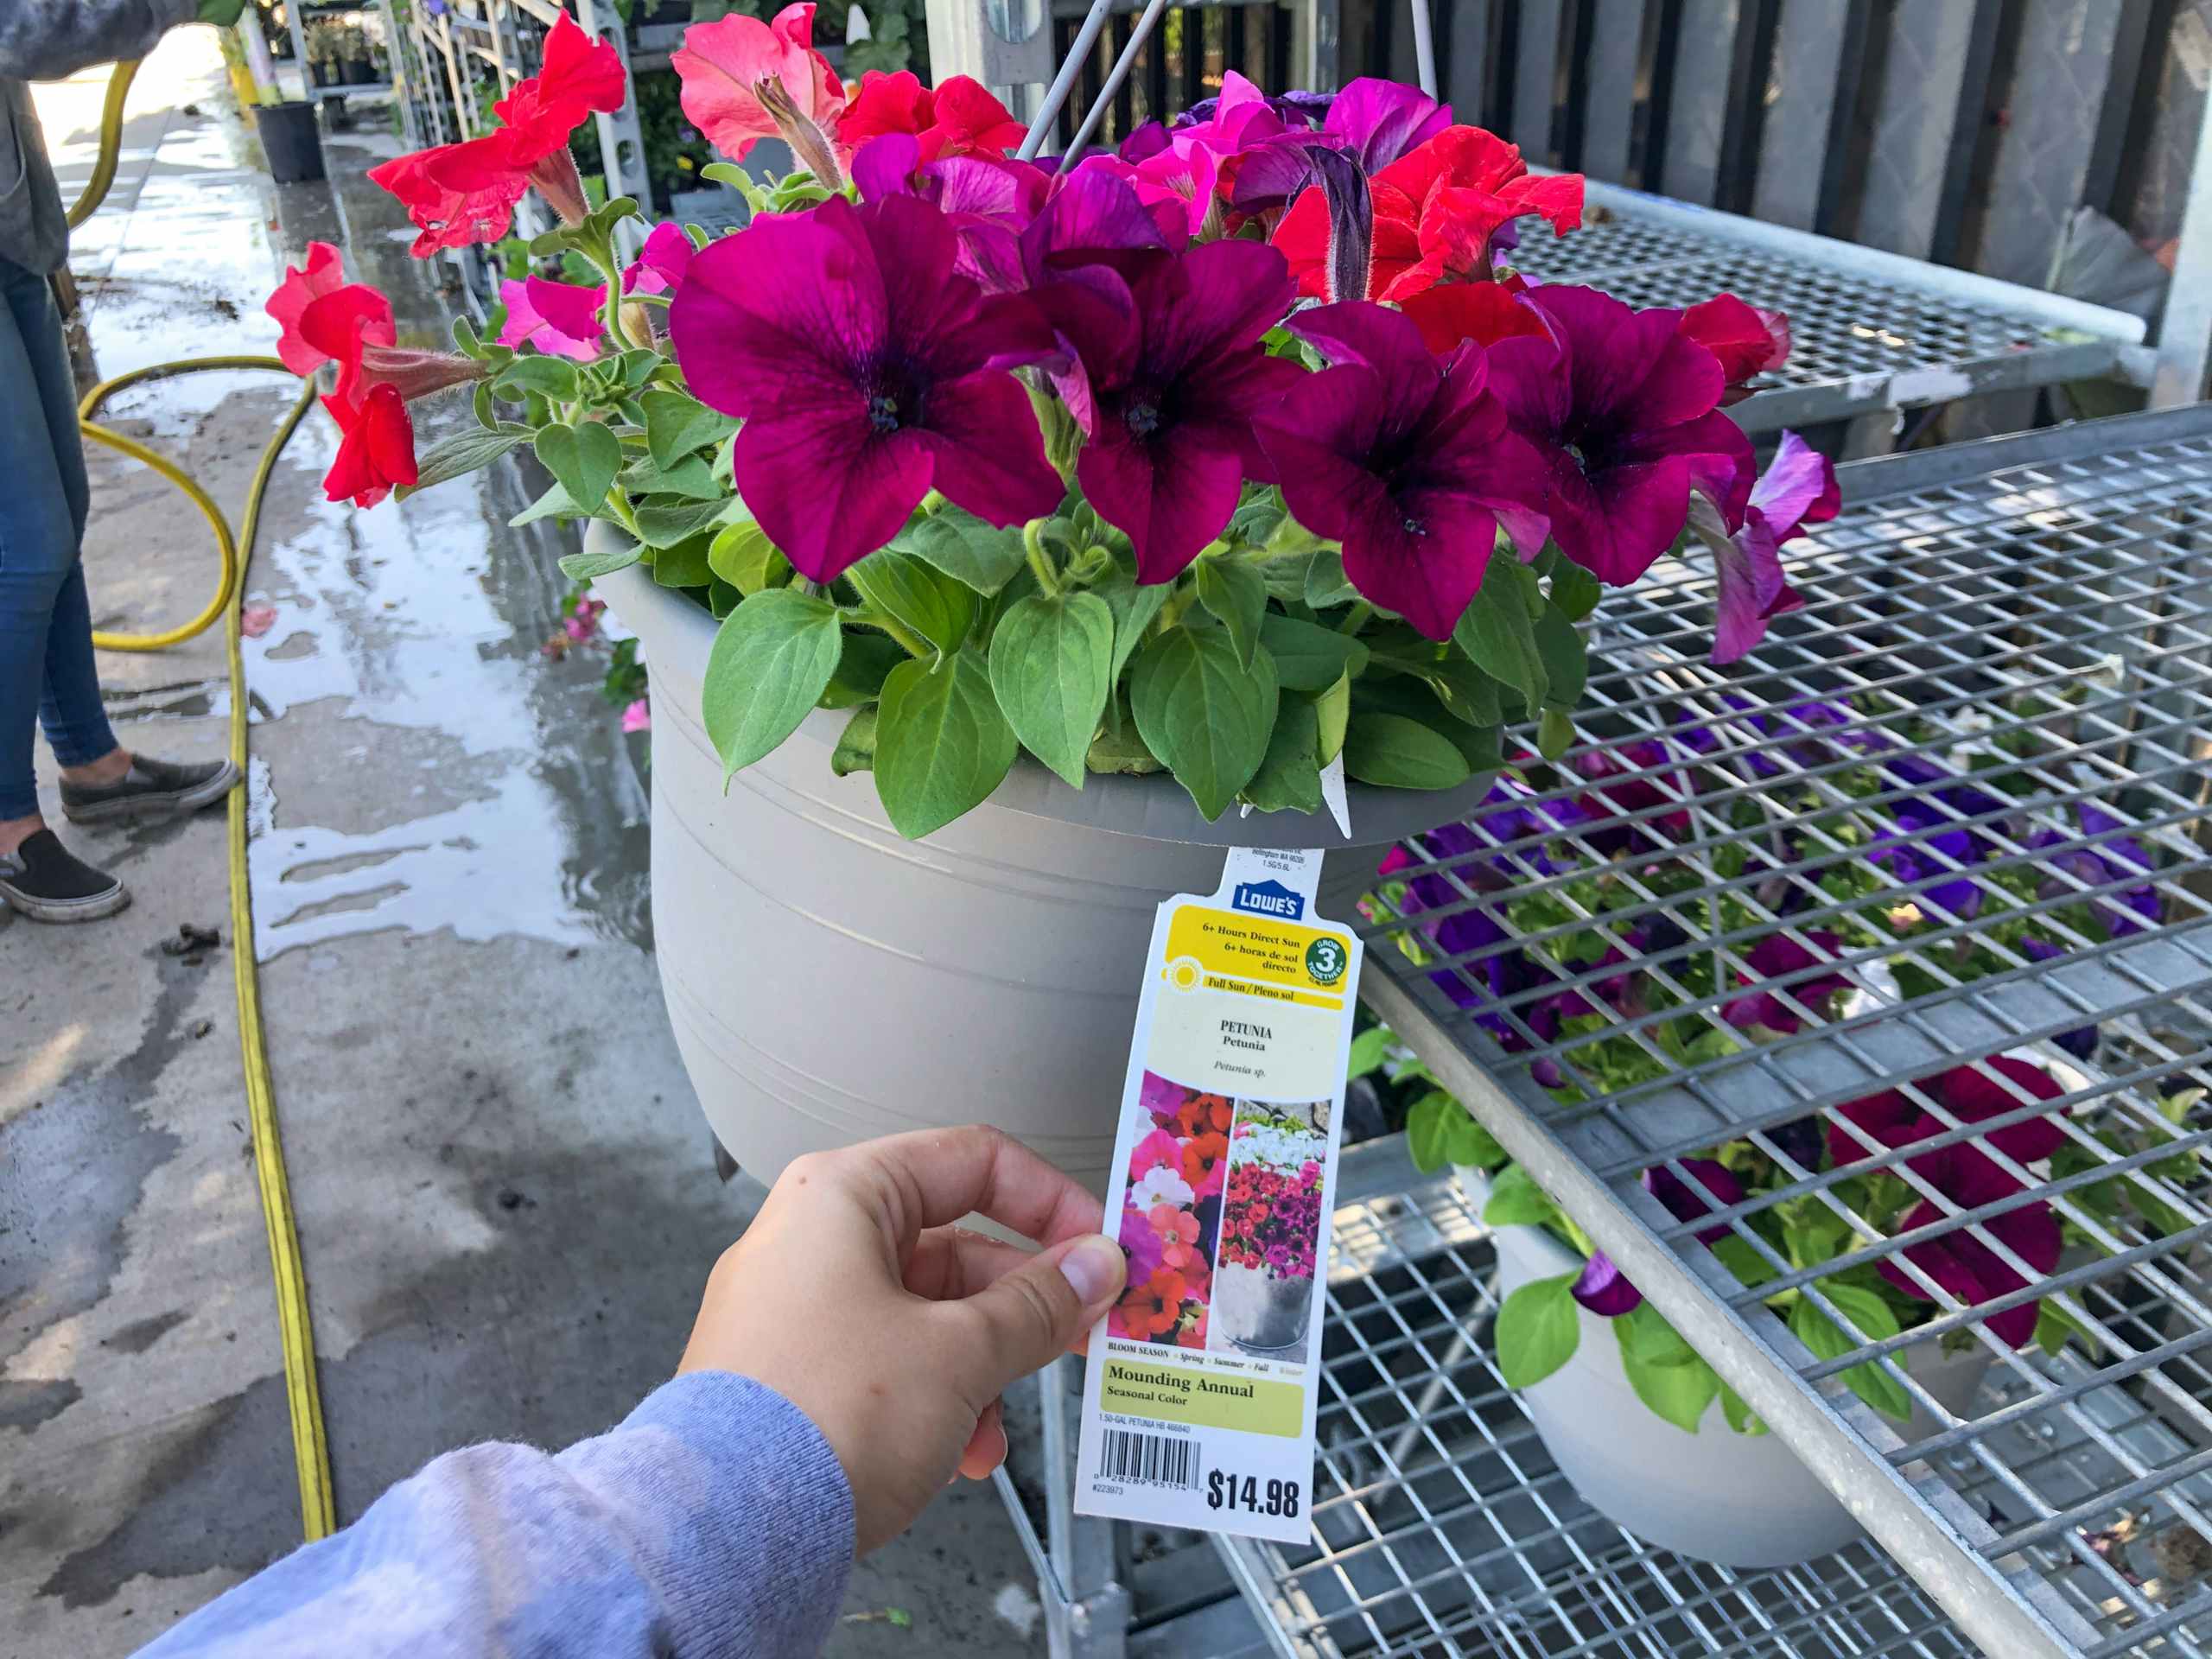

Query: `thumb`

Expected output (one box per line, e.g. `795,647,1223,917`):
955,1233,1125,1397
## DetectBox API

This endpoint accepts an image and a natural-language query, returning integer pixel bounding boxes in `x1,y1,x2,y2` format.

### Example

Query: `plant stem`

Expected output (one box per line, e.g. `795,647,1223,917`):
1022,518,1061,599
1338,601,1373,635
855,605,932,659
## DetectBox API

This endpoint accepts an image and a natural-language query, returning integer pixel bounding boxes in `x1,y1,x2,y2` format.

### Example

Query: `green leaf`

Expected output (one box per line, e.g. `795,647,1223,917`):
1496,1274,1581,1389
2035,1299,2090,1359
1085,717,1164,775
1791,1286,1912,1421
1376,646,1503,727
708,519,789,594
510,480,576,526
1407,1096,1459,1176
1303,548,1359,608
1719,1382,1767,1435
900,509,1029,595
1241,696,1322,814
1346,1025,1391,1079
495,354,583,401
1547,556,1602,621
634,497,728,550
830,706,877,776
1482,1164,1559,1230
641,389,738,472
558,540,643,582
1342,713,1474,790
1446,1111,1508,1172
1536,709,1576,762
701,588,845,779
1314,671,1351,765
650,533,714,589
848,546,977,659
1128,628,1279,820
1260,613,1370,691
402,426,531,494
627,453,721,500
1615,1306,1719,1432
1454,557,1548,715
874,648,1019,838
821,631,906,709
1194,556,1268,670
1093,566,1172,688
988,592,1115,788
1709,1235,1778,1290
1533,605,1587,709
534,421,622,516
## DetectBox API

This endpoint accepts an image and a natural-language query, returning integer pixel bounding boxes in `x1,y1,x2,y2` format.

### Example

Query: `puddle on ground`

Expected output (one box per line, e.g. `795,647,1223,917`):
79,104,652,959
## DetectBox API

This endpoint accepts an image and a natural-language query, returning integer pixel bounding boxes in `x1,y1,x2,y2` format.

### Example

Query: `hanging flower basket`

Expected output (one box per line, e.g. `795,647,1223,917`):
260,7,1838,1182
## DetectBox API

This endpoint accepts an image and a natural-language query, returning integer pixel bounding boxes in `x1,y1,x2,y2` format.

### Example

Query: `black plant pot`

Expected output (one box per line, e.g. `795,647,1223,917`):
252,100,326,184
342,58,376,85
308,60,334,87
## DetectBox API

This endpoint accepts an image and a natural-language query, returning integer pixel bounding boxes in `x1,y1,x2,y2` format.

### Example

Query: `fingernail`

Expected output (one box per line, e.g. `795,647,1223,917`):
1059,1234,1122,1305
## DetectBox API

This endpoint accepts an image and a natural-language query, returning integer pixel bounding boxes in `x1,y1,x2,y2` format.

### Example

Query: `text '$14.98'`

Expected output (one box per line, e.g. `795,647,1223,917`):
1206,1469,1301,1517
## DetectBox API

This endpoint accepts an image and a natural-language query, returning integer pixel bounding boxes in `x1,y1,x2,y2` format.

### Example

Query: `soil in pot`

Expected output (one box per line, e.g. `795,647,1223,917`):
1465,1166,1993,1568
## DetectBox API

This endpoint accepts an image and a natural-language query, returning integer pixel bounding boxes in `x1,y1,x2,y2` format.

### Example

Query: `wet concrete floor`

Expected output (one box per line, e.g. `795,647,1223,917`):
1,33,1043,1657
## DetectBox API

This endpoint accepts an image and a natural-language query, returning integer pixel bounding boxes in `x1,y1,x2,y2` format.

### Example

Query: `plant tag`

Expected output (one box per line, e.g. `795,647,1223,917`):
1073,846,1362,1542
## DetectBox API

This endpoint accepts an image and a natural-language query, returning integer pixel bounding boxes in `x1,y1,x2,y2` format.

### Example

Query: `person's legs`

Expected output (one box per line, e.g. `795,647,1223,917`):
0,255,91,838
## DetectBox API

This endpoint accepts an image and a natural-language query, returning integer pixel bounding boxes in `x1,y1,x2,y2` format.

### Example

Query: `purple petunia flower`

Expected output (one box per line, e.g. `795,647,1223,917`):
1722,930,1851,1034
1646,1157,1745,1243
1570,1250,1643,1315
2028,802,2161,938
1827,1057,2069,1184
1704,430,1838,664
1485,285,1755,588
1039,238,1302,583
1879,1192,2061,1350
1253,302,1550,639
669,194,1065,582
1219,76,1452,215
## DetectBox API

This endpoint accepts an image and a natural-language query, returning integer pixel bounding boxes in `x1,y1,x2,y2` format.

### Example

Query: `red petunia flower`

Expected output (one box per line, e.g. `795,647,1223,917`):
321,385,417,509
369,12,624,256
838,70,1024,162
1114,1268,1189,1341
1680,293,1792,400
673,1,844,181
1273,125,1583,302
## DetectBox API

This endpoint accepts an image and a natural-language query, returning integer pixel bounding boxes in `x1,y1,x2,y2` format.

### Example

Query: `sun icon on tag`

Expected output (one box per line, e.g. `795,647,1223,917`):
1166,956,1204,992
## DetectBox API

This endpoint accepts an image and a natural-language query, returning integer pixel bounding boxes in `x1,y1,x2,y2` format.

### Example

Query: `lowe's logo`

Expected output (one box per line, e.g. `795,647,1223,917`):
1232,879,1305,921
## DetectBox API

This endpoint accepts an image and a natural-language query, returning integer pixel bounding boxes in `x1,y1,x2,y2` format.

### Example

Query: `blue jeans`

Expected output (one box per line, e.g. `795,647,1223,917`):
0,254,117,820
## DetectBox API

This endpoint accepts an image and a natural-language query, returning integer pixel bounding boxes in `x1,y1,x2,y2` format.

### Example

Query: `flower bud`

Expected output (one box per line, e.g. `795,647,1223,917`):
358,346,489,402
528,146,591,226
754,76,844,192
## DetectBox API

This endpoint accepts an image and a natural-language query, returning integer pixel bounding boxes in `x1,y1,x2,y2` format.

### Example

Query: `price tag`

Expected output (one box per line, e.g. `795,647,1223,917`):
1072,847,1362,1544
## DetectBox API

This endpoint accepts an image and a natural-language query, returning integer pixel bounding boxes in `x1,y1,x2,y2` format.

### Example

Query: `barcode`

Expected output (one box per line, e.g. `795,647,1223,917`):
1098,1428,1198,1489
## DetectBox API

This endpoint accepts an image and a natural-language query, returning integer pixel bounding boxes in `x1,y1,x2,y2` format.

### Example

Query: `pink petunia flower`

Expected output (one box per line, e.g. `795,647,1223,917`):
499,275,607,361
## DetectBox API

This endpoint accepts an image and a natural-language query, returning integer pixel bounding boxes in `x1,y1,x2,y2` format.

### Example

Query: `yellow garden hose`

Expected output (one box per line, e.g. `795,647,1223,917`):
67,55,338,1543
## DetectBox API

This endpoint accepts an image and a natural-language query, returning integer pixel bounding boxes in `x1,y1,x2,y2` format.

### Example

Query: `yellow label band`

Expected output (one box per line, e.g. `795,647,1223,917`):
1100,1357,1305,1437
1165,909,1354,998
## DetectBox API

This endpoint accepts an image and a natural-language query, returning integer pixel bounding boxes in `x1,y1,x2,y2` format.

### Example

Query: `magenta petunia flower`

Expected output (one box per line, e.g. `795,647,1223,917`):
1706,430,1837,664
499,275,606,360
1644,1157,1744,1243
1253,302,1548,639
1828,1057,2069,1179
854,133,1052,292
622,221,696,296
1879,1193,2061,1349
1039,238,1302,582
669,194,1063,582
1319,76,1452,172
1484,284,1754,587
1569,1249,1642,1315
1721,930,1851,1035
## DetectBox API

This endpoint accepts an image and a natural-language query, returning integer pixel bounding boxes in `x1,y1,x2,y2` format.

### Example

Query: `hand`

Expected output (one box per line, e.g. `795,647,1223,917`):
197,0,249,24
680,1125,1126,1554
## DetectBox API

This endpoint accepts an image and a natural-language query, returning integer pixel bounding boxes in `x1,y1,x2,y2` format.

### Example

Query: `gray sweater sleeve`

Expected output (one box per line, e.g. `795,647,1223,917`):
0,0,200,83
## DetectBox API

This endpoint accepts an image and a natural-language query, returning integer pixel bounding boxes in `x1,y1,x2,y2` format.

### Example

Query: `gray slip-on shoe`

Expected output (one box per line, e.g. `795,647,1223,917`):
0,830,130,923
60,754,239,824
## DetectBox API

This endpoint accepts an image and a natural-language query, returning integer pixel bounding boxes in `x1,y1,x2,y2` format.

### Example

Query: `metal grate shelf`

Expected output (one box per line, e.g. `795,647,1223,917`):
1509,182,2148,435
1215,1164,1987,1659
1356,403,2212,1659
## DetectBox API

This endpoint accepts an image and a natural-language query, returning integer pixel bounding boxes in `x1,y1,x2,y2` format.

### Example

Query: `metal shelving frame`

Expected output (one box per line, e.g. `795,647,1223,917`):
1340,400,2212,1659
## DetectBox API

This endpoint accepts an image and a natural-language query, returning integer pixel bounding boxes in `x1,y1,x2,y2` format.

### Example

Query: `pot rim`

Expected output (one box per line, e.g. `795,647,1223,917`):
594,529,1508,851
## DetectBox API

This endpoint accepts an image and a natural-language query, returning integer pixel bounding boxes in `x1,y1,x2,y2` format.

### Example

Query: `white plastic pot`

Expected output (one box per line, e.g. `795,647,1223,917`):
594,532,1495,1193
1464,1167,1993,1568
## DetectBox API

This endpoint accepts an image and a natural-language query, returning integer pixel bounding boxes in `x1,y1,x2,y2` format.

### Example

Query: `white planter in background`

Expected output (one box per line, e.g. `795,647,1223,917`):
1464,1167,1993,1568
596,538,1493,1193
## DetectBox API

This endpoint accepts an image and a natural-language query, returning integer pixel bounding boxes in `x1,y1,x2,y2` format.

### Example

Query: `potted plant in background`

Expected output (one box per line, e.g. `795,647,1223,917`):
340,22,377,85
304,21,339,87
261,7,1834,1192
1368,715,2194,1566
